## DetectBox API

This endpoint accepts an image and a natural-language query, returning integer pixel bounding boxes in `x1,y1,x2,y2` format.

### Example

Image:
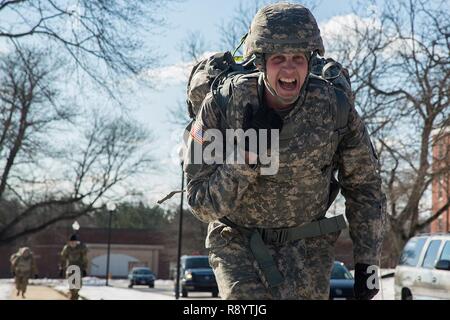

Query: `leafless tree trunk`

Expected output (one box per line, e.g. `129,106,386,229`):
0,0,171,97
0,47,153,245
0,0,172,244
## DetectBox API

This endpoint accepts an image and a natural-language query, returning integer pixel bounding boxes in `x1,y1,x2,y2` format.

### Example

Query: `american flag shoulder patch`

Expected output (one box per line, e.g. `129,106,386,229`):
190,120,204,145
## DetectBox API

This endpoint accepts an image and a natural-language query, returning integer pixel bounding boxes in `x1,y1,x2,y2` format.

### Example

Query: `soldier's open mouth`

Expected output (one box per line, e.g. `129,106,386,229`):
278,78,297,91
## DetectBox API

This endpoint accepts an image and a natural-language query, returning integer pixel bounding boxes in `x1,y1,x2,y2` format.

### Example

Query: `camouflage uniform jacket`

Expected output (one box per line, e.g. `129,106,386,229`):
10,249,38,277
60,243,88,271
184,71,386,265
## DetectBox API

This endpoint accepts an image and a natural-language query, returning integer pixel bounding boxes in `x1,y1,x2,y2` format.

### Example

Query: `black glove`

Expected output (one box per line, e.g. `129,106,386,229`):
82,270,87,277
354,263,380,300
59,268,64,278
242,104,283,154
34,274,39,279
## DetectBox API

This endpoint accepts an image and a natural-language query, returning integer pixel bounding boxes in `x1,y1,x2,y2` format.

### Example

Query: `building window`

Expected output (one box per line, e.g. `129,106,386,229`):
443,173,450,201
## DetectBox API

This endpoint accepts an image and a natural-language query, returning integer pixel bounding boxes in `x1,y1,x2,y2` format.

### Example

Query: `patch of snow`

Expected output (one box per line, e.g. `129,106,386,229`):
0,279,13,300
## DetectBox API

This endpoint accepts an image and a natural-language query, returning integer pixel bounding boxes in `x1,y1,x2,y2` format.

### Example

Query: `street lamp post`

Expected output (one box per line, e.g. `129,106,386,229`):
175,145,185,300
175,161,185,299
105,202,116,286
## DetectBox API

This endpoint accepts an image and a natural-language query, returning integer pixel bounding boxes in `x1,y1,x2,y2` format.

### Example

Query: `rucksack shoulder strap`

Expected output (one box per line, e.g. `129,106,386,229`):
333,86,351,144
310,56,352,144
326,88,351,211
213,72,260,130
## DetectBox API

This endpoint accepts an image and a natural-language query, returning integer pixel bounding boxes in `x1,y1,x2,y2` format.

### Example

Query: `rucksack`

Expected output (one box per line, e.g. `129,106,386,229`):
186,52,351,132
186,51,257,119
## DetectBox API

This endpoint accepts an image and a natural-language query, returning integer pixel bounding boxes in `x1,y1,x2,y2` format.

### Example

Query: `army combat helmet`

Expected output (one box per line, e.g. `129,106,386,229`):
244,3,324,104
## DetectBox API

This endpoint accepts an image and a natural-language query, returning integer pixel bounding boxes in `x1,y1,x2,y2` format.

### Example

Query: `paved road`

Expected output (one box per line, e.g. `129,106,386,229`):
111,280,220,300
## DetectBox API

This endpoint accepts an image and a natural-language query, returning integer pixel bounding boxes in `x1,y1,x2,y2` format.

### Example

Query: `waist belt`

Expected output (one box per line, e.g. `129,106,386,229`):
219,215,348,290
257,214,347,245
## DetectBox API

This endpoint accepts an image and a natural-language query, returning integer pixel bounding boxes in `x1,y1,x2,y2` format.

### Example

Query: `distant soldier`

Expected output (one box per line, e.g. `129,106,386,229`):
10,247,38,298
59,234,88,300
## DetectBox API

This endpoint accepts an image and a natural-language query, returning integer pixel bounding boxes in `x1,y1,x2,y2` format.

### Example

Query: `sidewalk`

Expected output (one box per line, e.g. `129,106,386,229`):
57,284,171,300
9,285,68,300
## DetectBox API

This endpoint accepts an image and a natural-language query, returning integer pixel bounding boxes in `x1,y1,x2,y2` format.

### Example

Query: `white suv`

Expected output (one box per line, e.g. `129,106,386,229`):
395,233,450,300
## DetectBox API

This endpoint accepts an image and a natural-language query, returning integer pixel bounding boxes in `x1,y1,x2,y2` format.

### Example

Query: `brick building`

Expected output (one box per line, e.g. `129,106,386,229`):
0,227,175,279
0,226,356,279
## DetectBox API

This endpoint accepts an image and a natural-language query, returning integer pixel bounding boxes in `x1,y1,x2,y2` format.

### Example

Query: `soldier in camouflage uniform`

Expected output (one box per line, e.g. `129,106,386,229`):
184,3,386,300
10,247,38,298
59,234,88,300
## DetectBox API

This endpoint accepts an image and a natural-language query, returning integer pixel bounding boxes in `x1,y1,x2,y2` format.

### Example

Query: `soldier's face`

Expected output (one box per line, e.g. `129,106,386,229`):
69,241,77,248
265,52,308,106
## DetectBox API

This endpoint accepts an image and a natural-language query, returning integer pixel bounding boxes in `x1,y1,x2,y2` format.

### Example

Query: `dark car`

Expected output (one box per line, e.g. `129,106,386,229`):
128,267,155,288
179,255,218,297
329,261,355,299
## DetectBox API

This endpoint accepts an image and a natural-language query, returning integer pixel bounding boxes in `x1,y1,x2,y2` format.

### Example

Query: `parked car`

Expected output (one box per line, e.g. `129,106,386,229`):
329,261,355,299
179,255,218,297
128,267,155,288
395,233,450,300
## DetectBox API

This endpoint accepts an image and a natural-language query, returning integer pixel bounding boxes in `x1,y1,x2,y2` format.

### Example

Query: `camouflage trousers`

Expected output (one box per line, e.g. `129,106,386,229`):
69,289,80,300
207,221,340,300
14,275,29,293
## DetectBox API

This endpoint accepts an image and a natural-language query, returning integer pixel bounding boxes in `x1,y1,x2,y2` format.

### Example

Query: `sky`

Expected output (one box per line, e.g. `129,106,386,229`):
131,0,372,208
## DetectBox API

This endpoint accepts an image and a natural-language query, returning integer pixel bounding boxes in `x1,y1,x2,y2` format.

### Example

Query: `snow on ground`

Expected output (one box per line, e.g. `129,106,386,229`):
378,277,395,300
379,269,396,300
0,281,12,300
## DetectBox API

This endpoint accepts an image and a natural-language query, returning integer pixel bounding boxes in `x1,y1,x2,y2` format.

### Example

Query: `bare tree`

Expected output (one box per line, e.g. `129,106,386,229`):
0,0,171,96
0,47,153,245
326,0,449,265
217,0,266,52
171,31,209,126
180,31,209,63
167,100,191,127
0,0,175,244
